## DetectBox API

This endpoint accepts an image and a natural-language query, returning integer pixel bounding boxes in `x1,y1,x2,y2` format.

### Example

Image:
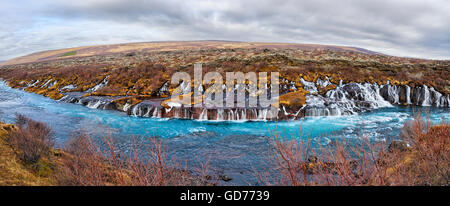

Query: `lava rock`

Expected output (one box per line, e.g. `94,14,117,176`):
219,175,233,182
388,140,409,153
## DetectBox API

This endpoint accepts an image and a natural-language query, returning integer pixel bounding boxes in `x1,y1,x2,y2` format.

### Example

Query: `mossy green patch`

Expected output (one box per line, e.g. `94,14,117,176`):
59,51,77,57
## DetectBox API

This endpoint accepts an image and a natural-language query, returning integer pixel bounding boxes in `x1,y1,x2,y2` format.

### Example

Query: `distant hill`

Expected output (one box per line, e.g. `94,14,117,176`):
0,41,381,66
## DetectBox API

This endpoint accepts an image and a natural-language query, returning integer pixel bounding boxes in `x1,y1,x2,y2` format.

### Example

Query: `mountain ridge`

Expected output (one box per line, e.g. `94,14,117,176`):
1,40,383,66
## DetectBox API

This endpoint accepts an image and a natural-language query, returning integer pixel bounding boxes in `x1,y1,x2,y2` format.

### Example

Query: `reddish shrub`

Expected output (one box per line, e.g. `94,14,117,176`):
55,134,209,186
6,114,55,165
259,114,449,186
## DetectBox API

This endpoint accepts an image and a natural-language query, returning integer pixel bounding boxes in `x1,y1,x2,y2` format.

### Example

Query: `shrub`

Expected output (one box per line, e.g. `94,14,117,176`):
259,114,449,186
55,134,208,186
6,114,55,165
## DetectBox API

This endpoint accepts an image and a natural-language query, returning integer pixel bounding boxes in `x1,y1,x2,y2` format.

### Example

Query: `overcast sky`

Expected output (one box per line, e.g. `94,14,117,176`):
1,0,449,60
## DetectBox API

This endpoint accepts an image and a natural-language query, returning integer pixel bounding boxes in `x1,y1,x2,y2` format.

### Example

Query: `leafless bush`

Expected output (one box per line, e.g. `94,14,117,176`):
6,114,55,165
55,134,209,186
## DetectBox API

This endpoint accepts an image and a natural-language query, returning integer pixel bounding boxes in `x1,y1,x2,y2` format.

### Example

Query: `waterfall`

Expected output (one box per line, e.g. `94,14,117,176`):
385,84,400,104
58,95,69,102
228,110,234,121
40,79,52,88
241,110,247,121
132,105,143,117
132,106,138,116
430,87,442,107
148,107,162,118
300,78,318,93
282,106,289,116
406,85,411,105
317,82,391,116
144,107,151,117
173,108,180,118
158,81,169,96
421,85,431,106
256,109,269,121
292,106,305,120
87,100,103,109
87,75,109,93
217,109,224,121
49,80,57,88
60,84,77,92
123,103,131,112
28,80,39,87
24,73,449,120
316,77,331,88
199,109,208,120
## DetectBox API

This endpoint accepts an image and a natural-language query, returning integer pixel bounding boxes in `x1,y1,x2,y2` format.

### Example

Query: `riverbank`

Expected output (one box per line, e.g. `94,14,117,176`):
0,122,54,185
1,113,448,186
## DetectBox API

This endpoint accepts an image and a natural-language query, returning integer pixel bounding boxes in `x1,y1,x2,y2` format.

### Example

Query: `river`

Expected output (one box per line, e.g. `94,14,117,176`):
0,81,449,185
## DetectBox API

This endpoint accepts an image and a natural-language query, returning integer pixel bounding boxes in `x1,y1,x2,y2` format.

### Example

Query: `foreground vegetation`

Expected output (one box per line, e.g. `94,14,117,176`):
0,113,448,186
259,113,449,185
0,115,209,186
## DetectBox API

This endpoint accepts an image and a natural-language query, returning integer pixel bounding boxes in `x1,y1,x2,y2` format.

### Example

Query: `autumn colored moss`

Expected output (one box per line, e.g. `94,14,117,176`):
318,84,337,95
279,88,309,110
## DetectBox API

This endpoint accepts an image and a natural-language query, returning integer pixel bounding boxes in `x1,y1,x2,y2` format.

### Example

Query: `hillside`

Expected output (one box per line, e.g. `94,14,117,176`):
1,41,379,66
0,41,449,121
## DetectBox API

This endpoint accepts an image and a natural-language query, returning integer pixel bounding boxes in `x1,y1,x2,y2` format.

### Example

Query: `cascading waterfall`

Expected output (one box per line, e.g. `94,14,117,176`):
22,72,449,121
87,100,102,109
422,85,431,106
430,87,442,107
87,75,109,93
217,109,224,121
300,77,318,93
303,79,392,117
406,85,411,105
123,103,131,112
40,79,52,88
199,108,208,120
384,84,400,104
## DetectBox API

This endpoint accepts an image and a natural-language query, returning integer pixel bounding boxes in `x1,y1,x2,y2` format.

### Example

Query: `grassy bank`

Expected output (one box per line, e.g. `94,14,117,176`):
0,122,54,185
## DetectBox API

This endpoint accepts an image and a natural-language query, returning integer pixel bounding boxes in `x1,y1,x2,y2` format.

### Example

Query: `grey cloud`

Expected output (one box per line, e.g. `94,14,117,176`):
1,0,449,60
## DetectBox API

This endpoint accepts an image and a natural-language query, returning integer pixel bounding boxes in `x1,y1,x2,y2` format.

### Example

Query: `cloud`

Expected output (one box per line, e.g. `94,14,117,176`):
1,0,449,60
